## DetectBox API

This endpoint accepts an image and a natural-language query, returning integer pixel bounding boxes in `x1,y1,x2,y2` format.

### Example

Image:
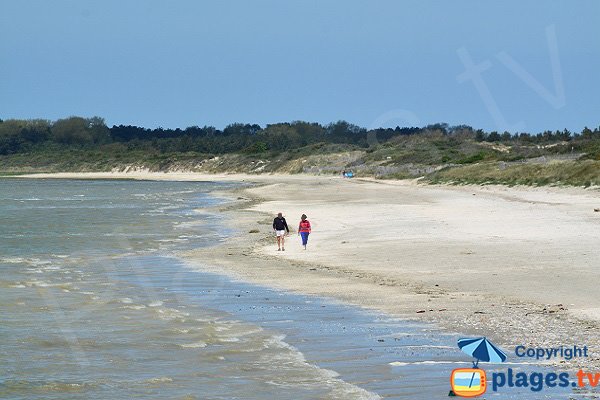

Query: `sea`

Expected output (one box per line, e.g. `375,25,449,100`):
0,178,585,399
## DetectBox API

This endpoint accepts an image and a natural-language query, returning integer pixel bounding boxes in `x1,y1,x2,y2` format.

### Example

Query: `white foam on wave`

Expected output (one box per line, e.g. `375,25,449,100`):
1,257,53,267
122,305,147,310
25,268,44,274
157,238,188,243
214,325,231,332
179,341,207,348
144,376,173,384
148,300,163,307
217,337,240,343
1,257,27,264
28,259,51,266
172,220,204,229
155,307,189,321
25,280,71,288
261,334,381,400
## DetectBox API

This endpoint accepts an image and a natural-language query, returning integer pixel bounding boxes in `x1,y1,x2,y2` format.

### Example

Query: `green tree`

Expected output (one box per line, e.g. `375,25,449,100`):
51,116,109,145
487,131,501,142
501,131,512,141
88,116,110,144
52,117,93,144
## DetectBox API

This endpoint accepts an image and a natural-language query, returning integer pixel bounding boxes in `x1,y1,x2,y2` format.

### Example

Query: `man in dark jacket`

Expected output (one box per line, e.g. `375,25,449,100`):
272,212,289,251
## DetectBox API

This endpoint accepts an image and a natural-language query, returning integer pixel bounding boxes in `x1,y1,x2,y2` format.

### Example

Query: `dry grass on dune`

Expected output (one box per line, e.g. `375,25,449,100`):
428,159,600,187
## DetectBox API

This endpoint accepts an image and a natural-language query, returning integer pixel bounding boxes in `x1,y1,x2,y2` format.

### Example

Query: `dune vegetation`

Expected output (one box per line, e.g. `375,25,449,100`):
1,116,599,186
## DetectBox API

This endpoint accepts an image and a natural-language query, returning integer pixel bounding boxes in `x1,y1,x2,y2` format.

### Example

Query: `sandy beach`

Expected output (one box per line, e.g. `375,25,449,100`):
19,171,600,368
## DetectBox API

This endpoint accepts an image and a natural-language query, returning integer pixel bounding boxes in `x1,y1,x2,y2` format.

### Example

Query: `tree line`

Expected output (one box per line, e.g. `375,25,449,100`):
0,116,599,156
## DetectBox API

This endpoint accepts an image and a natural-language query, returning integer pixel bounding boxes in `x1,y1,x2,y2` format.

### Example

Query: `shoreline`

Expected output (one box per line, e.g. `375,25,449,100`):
10,171,600,369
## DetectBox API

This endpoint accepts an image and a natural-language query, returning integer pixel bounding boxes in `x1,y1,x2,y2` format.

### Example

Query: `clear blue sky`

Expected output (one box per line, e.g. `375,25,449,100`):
1,0,598,133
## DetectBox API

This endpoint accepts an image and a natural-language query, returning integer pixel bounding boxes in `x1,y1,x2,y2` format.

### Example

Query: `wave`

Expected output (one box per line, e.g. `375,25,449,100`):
178,341,207,348
1,257,53,266
23,280,72,289
260,335,381,400
143,376,174,385
121,305,147,310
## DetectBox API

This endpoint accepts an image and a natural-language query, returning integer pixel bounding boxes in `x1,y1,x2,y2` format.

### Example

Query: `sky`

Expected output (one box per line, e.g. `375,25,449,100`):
1,0,598,133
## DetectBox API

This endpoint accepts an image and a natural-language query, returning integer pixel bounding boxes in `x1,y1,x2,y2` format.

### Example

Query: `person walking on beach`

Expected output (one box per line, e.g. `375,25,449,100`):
298,214,311,250
273,212,289,251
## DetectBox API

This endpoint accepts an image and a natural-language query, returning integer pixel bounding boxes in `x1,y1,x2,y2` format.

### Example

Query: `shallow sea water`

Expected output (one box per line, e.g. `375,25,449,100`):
0,179,586,399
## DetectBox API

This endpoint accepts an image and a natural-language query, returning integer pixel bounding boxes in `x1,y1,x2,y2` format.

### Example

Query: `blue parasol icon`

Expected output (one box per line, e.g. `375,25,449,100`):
456,337,507,392
458,337,507,367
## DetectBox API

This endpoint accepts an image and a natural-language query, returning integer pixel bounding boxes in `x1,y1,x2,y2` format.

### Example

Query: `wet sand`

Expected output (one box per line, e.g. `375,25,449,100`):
19,171,600,368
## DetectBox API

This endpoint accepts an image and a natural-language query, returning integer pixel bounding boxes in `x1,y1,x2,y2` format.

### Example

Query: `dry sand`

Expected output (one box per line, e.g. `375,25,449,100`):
17,171,600,367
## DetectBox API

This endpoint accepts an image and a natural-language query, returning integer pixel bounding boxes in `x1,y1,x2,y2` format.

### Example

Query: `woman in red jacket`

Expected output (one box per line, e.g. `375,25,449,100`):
298,214,311,250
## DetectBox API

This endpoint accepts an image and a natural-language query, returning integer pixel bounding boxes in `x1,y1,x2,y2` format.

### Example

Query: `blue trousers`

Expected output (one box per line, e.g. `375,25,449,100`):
300,232,310,246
